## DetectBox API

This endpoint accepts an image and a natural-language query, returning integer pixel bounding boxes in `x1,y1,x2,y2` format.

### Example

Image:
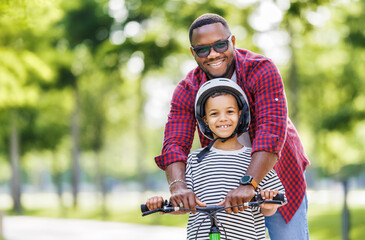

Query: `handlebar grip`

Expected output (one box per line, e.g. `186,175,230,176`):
141,204,165,216
274,193,285,202
141,200,173,216
253,192,286,205
141,204,150,213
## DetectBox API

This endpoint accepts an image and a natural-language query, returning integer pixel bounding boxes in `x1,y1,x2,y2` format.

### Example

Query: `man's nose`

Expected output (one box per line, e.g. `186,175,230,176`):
207,47,220,58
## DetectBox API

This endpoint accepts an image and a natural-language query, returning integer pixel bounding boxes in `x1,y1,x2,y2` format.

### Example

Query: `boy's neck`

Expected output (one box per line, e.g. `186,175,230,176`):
212,137,243,151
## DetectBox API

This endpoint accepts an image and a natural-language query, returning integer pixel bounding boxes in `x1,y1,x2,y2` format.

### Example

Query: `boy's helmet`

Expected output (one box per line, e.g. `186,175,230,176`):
195,78,250,140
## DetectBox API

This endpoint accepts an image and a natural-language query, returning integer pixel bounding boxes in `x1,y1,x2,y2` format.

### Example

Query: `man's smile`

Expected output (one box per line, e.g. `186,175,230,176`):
206,58,226,68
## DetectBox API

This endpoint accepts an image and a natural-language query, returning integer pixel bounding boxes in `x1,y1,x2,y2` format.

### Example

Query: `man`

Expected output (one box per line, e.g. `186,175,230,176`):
155,13,310,239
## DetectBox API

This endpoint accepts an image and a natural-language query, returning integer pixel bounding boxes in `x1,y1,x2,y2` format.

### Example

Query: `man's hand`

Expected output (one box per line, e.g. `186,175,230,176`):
169,184,206,214
166,162,206,214
217,185,256,213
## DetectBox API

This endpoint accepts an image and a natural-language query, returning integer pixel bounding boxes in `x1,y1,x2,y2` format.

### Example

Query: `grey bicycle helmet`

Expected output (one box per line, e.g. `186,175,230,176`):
195,78,250,140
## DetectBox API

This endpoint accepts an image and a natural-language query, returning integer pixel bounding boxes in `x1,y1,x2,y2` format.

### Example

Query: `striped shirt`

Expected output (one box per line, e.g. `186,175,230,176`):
186,146,285,240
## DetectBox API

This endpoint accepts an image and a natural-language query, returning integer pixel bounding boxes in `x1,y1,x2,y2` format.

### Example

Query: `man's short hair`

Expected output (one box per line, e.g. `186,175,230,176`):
189,13,231,44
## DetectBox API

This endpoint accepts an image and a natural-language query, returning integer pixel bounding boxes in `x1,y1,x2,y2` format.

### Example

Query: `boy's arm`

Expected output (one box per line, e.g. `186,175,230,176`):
259,189,280,216
260,206,278,216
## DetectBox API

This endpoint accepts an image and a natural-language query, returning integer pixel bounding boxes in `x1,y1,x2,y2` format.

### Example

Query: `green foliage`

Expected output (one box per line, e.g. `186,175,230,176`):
60,0,112,51
285,0,365,178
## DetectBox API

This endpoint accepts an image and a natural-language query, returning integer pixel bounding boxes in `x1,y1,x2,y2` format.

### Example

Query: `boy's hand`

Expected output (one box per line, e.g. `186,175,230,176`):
259,189,279,210
259,189,281,216
146,196,164,211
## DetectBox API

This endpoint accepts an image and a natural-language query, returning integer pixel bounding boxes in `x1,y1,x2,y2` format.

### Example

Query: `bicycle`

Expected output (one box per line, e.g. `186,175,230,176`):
141,193,286,240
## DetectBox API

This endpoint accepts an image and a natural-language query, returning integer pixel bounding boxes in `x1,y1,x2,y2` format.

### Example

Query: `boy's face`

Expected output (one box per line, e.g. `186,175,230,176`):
203,94,241,139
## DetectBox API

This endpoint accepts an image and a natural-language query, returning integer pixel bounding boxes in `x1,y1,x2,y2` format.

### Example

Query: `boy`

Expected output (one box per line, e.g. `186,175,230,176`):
147,78,286,239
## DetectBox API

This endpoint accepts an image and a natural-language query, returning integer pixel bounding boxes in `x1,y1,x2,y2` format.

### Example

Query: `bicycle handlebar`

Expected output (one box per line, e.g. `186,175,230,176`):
141,193,286,217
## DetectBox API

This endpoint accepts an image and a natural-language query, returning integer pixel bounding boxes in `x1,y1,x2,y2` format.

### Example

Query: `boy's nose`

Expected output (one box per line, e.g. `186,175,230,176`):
219,114,228,121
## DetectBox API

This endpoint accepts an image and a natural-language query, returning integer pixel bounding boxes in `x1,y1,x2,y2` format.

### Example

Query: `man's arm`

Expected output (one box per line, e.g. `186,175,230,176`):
246,151,277,184
166,162,192,210
155,79,206,211
218,151,277,213
165,162,202,212
155,81,196,170
220,58,286,213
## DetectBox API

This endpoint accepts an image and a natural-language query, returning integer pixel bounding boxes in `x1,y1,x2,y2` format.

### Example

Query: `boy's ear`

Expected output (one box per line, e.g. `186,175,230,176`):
203,115,207,124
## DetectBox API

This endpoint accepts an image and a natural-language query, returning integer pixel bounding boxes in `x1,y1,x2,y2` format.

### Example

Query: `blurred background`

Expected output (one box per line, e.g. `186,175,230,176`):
0,0,364,239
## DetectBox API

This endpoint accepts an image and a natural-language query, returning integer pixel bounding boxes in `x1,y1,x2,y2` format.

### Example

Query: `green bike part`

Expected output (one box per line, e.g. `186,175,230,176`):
209,233,221,240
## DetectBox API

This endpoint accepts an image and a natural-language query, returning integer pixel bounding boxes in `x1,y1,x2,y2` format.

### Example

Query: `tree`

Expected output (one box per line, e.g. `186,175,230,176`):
54,0,113,207
0,0,61,212
283,1,365,239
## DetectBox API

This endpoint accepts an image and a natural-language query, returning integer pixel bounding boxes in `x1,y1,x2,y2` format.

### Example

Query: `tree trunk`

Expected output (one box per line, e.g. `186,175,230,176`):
71,85,81,208
95,150,107,218
287,22,299,125
342,180,350,240
136,78,147,191
10,109,22,213
51,152,65,215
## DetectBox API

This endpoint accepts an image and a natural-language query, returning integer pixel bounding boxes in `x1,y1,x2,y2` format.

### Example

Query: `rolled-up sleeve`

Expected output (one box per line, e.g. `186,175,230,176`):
250,59,288,156
155,80,197,170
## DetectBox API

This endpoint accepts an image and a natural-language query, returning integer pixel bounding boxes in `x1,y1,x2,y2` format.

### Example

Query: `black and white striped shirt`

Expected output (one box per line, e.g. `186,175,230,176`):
185,146,285,240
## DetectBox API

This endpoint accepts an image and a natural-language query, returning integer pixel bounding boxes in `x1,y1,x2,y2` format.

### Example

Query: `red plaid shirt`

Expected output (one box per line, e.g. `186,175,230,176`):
155,49,310,223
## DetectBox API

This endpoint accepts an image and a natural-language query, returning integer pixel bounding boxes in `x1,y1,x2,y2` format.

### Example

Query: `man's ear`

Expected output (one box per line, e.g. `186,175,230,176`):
190,47,195,57
231,35,236,49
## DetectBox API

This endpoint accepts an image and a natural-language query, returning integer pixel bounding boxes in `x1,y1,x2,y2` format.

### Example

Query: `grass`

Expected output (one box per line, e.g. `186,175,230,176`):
1,190,364,239
3,203,365,239
4,204,189,227
308,204,365,240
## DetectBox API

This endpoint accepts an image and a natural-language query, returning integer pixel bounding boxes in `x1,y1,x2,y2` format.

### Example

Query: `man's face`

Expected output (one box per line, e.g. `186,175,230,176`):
190,23,236,79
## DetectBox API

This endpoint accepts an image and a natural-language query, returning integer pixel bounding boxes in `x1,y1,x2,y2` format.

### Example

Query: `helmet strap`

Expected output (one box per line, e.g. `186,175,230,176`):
196,138,219,163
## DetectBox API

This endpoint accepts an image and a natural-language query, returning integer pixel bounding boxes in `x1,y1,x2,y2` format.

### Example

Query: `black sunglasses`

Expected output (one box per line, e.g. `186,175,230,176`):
191,35,232,58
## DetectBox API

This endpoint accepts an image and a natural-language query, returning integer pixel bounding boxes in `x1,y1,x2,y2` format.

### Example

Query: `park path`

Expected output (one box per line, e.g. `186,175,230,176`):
2,216,186,240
